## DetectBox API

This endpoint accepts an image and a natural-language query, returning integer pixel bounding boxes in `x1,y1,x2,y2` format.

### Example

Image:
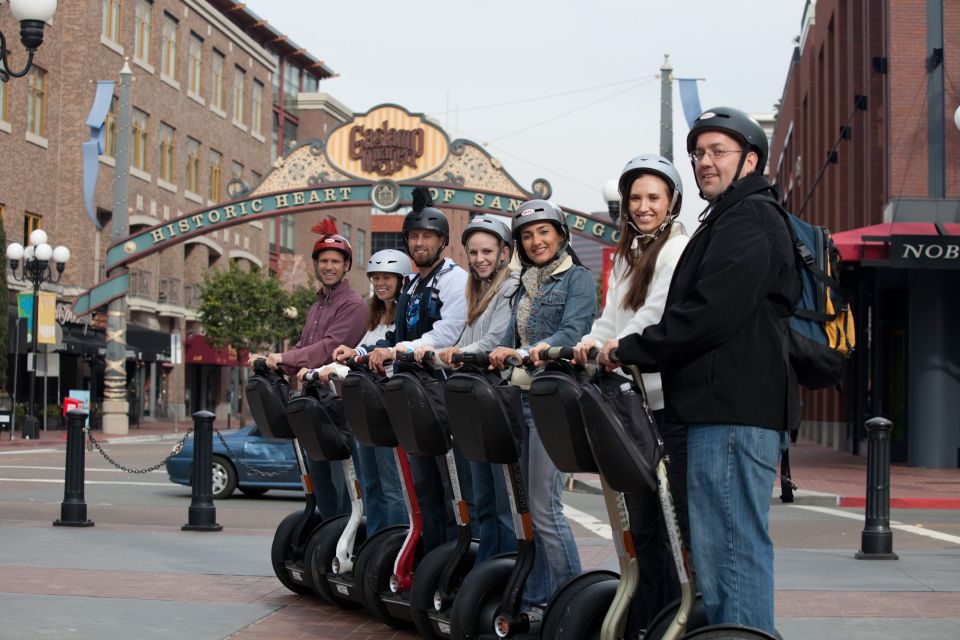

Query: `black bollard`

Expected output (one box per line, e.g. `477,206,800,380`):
182,410,223,532
855,417,898,560
53,410,94,527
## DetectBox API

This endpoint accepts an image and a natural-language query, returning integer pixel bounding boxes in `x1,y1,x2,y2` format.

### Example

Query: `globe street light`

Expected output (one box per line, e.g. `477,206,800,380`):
6,231,69,439
601,178,621,225
0,0,58,82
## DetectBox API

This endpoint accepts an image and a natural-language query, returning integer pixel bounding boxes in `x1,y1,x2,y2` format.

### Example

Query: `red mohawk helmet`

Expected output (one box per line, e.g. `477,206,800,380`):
312,234,353,270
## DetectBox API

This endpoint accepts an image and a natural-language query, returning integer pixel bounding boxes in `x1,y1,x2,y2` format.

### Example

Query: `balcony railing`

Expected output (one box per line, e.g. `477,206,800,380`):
129,268,153,299
158,277,182,305
184,284,202,309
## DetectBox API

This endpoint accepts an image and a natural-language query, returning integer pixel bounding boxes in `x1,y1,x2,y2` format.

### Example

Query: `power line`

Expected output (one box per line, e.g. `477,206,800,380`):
485,78,656,144
428,75,655,117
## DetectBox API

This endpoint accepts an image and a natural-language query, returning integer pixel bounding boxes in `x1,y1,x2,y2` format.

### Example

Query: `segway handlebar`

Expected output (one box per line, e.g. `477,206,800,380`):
449,351,523,369
394,350,436,364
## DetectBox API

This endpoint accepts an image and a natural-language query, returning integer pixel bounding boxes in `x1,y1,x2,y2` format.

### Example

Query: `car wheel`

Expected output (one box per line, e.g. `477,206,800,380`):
211,456,237,500
239,487,269,497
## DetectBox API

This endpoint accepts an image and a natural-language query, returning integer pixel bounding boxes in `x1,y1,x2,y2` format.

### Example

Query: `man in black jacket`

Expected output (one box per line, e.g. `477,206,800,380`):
603,107,799,635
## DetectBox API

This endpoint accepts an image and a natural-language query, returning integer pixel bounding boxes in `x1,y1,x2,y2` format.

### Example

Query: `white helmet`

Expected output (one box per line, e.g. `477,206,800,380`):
366,249,412,277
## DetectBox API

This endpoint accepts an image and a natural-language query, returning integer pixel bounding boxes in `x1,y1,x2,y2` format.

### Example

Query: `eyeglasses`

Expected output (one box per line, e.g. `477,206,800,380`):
689,148,744,162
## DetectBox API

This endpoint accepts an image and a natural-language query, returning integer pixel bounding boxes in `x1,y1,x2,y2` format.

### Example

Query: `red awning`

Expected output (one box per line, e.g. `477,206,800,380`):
833,222,960,262
185,334,246,366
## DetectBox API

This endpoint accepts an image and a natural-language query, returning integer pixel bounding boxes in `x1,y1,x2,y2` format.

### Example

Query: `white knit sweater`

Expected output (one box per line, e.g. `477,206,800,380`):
581,224,689,410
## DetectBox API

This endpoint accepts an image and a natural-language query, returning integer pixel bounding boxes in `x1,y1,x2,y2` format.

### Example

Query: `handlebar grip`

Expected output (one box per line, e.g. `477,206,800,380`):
395,350,416,363
504,355,524,367
304,370,322,382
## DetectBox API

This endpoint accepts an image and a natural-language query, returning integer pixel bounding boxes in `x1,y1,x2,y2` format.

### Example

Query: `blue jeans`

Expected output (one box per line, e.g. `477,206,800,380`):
687,424,788,636
520,392,581,607
306,457,349,520
354,440,406,536
471,460,516,563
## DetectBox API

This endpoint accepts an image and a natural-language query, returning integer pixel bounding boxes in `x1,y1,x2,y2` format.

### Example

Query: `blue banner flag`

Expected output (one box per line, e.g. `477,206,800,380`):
677,78,703,128
82,80,116,230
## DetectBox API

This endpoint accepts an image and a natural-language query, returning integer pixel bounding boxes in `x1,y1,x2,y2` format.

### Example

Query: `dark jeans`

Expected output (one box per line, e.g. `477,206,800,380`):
410,443,476,554
470,460,516,563
625,411,688,635
306,457,350,520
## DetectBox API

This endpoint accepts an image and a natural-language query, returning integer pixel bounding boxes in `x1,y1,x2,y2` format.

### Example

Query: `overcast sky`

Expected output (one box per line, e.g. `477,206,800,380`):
243,0,807,232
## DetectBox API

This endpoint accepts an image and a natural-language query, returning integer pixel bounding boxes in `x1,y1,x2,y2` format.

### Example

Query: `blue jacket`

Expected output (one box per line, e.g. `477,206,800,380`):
501,257,597,349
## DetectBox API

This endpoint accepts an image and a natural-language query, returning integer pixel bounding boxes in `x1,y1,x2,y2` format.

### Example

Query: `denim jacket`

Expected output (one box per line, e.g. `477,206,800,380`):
500,258,597,349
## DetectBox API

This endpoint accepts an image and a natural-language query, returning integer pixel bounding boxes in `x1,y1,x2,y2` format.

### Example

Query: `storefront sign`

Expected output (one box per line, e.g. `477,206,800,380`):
325,105,449,181
890,236,960,269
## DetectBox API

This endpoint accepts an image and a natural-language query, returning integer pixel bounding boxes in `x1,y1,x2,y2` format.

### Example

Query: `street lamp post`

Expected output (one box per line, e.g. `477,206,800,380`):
6,229,70,439
0,0,58,82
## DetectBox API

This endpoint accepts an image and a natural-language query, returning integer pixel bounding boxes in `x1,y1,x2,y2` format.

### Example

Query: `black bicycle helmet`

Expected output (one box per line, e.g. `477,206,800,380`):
403,186,450,248
686,106,768,176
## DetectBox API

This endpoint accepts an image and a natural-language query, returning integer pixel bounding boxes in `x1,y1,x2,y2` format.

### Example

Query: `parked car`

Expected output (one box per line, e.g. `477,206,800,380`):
165,424,303,499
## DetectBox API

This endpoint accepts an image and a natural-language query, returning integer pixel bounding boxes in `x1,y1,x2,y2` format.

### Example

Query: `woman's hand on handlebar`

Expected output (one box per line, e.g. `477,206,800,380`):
572,340,599,365
597,338,621,372
413,345,435,364
488,346,520,370
368,347,395,374
527,342,551,367
438,346,460,367
332,345,356,364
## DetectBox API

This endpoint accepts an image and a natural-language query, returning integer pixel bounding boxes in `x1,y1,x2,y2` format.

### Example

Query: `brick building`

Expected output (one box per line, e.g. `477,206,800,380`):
1,0,337,424
769,0,960,467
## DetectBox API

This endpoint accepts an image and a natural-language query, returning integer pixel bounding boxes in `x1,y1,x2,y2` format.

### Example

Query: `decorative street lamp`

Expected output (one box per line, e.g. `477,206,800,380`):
601,178,621,225
6,229,70,439
0,0,58,82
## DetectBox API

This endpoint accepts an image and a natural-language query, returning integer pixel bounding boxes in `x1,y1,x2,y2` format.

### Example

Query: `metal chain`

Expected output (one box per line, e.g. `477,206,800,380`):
214,427,289,478
86,428,194,474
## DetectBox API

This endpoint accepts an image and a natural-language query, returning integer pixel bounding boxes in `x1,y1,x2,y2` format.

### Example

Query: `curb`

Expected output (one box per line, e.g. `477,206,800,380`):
838,496,960,510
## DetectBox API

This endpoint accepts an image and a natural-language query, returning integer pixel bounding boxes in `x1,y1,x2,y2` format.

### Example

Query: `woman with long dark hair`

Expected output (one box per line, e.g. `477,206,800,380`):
573,154,689,635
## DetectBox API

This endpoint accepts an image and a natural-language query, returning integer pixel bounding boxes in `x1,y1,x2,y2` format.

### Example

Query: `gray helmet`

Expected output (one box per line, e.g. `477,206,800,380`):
462,215,512,247
511,199,569,266
686,106,768,175
617,154,684,220
366,249,412,277
402,206,450,247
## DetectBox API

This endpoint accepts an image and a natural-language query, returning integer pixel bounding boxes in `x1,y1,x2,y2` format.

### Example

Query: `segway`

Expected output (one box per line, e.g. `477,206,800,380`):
444,352,538,640
527,347,630,640
244,359,322,596
338,355,421,629
580,358,778,640
284,374,366,608
385,351,478,639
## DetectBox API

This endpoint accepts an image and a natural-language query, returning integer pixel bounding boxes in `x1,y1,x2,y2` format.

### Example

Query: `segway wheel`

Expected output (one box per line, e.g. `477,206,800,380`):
305,514,364,608
270,509,322,595
353,527,412,629
540,570,618,640
681,625,779,639
410,539,479,639
448,554,516,640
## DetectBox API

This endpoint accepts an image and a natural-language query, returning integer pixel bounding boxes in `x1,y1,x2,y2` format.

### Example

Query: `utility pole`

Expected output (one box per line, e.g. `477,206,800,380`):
659,53,674,162
102,61,132,435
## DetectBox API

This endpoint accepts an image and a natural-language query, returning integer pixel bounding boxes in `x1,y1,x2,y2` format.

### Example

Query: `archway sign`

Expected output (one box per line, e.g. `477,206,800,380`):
72,104,619,315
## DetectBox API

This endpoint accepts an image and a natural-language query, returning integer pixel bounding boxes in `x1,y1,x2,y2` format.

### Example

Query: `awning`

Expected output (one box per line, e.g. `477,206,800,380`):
833,222,960,263
185,334,244,366
127,324,172,362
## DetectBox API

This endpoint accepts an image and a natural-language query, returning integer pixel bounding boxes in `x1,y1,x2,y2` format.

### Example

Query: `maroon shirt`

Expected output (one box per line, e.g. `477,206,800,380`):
281,282,367,374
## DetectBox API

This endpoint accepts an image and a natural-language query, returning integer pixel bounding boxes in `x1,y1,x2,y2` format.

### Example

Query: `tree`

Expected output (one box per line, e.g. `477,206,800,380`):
198,263,289,425
279,285,318,347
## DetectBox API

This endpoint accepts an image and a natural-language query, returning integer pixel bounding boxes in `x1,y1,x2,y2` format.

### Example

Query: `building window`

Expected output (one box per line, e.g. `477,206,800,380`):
280,215,295,252
251,80,263,136
134,0,152,63
303,74,319,93
27,66,47,137
371,232,405,253
103,95,119,157
233,66,245,124
24,212,42,243
231,161,243,180
161,13,178,80
102,0,122,43
356,229,366,263
188,33,203,96
283,60,300,98
208,149,222,201
186,137,201,194
131,108,149,171
159,122,175,181
341,222,352,244
211,49,224,111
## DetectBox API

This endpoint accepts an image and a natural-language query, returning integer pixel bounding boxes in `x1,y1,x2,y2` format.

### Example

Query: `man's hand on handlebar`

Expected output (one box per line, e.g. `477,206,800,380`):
368,347,396,373
332,345,356,363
